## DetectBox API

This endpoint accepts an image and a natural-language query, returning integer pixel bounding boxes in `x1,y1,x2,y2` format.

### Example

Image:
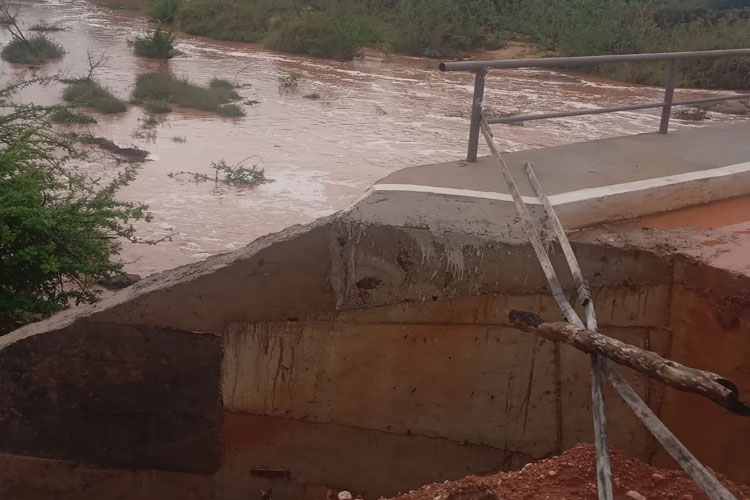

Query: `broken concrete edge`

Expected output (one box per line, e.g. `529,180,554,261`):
0,214,340,349
4,211,750,348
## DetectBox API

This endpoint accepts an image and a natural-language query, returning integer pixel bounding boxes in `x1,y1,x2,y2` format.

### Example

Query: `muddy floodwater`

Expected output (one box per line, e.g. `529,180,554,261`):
1,0,742,276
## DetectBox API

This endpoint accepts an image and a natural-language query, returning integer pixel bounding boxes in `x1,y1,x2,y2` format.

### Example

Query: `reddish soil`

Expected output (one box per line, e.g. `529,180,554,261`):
382,444,750,500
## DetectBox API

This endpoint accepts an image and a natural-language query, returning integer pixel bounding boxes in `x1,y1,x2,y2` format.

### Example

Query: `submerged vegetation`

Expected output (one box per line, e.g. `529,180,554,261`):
168,158,273,188
1,34,64,63
132,72,241,114
134,28,177,59
62,79,128,113
146,0,750,88
49,107,98,124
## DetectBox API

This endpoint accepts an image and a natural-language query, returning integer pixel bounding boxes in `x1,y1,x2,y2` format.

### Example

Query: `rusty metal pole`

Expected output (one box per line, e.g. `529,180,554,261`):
467,68,487,162
660,59,678,134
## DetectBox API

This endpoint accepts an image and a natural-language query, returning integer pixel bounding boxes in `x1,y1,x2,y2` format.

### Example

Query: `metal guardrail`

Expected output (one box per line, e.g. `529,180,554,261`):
440,48,750,162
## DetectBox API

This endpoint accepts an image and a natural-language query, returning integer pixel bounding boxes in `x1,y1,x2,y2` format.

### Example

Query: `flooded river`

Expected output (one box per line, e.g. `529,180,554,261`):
0,0,740,276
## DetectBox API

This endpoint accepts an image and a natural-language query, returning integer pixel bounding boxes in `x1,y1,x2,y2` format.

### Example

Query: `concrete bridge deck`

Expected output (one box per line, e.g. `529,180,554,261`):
355,121,750,235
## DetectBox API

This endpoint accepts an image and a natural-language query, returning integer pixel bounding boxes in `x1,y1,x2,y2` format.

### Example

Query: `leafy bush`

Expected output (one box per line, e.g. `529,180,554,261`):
132,72,240,113
134,28,177,59
49,107,97,124
148,0,182,23
62,79,128,113
1,34,64,64
0,86,151,333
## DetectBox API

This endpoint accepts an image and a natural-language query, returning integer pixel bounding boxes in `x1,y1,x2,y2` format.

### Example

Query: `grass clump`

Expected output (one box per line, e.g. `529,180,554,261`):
134,28,177,59
1,34,64,64
217,103,246,117
132,72,241,113
143,99,172,114
49,107,97,124
148,0,182,23
62,79,128,113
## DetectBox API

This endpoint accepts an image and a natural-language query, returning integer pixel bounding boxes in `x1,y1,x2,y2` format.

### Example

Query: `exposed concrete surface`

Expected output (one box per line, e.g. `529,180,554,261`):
0,322,223,473
366,122,750,232
382,122,750,194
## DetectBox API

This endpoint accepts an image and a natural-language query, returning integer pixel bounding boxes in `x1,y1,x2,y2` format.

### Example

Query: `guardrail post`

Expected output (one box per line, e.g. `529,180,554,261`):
659,59,678,134
467,68,487,162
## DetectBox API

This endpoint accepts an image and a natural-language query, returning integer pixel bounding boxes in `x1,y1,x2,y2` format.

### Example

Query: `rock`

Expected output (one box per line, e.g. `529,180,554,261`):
651,473,666,482
338,492,352,500
682,495,693,500
548,470,558,477
626,490,647,500
97,272,142,290
445,485,498,500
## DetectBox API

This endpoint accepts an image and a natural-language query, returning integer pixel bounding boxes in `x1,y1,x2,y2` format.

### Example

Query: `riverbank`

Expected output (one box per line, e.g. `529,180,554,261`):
135,0,750,90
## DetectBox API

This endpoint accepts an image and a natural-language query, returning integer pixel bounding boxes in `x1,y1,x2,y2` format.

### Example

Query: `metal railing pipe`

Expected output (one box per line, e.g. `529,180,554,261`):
440,48,750,72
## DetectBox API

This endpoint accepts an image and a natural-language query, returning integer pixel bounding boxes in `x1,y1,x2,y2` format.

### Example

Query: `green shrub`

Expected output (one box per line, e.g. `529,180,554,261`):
385,0,500,58
132,72,240,113
0,84,151,333
62,79,128,113
217,103,246,117
134,28,177,59
1,34,64,64
143,99,172,114
148,0,182,23
49,107,97,124
177,0,286,42
266,6,382,60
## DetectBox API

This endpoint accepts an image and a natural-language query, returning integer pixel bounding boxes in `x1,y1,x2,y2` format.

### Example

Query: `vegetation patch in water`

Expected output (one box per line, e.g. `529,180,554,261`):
1,34,64,64
143,99,172,114
134,28,177,59
62,79,128,114
168,158,273,188
216,103,245,117
132,72,241,114
49,107,98,124
29,22,65,32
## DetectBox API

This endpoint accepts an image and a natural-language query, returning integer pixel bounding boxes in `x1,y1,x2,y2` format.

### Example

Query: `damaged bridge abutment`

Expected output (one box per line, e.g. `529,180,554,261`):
1,217,748,499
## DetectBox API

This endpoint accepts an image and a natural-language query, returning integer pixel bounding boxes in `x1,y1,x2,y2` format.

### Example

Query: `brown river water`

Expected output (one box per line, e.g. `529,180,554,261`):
1,0,741,276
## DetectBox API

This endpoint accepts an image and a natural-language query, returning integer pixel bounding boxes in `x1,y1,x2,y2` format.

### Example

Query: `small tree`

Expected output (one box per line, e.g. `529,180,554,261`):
0,81,152,333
